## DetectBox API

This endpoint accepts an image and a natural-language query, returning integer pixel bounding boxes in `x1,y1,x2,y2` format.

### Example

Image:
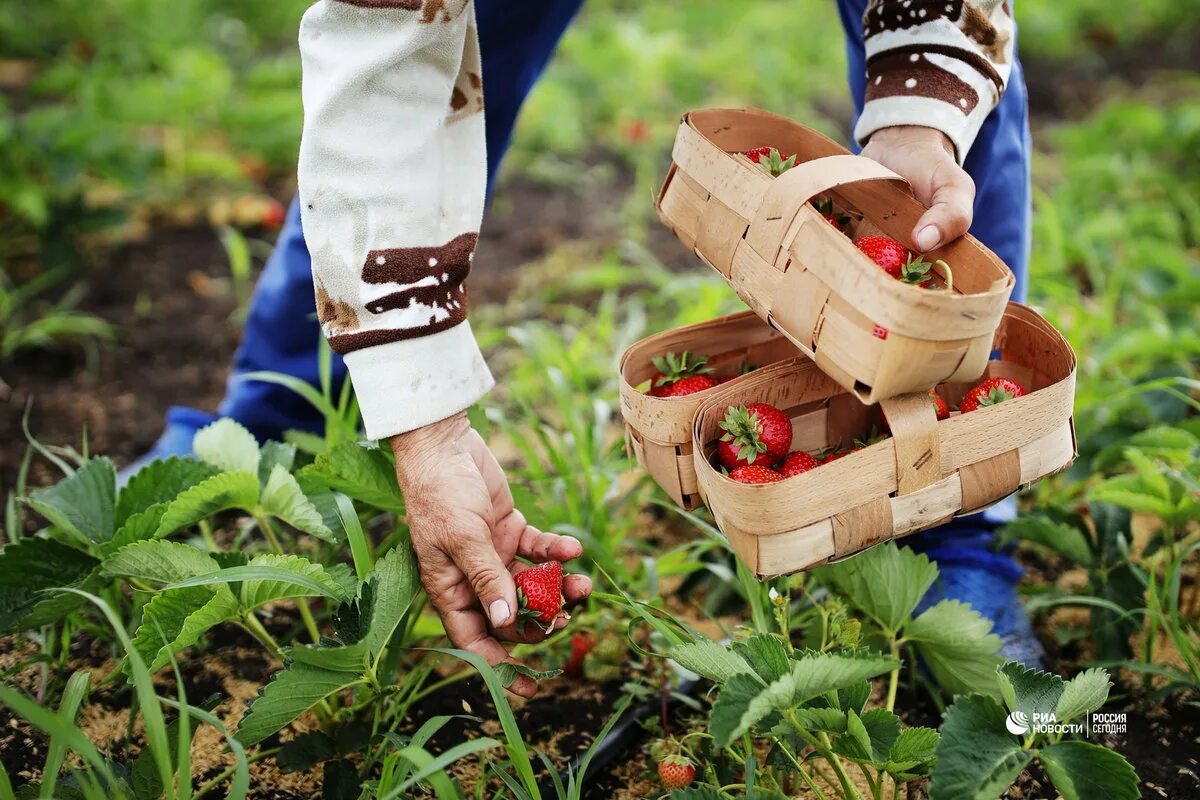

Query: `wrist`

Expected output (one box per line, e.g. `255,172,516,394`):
390,412,469,489
867,125,955,159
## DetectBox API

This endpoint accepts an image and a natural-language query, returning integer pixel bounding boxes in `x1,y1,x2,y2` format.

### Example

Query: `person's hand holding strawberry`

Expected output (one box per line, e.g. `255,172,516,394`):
860,125,976,253
390,413,591,698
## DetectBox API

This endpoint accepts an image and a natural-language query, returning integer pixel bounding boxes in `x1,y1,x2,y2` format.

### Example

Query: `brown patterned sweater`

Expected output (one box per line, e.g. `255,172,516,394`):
297,0,1012,440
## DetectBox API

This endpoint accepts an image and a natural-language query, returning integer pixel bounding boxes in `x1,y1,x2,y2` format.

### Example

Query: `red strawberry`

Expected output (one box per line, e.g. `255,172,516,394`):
930,390,950,420
648,351,713,397
261,199,286,228
780,451,821,477
822,448,849,463
657,756,696,790
812,198,850,232
717,403,793,469
564,631,595,679
959,377,1026,413
514,561,564,633
728,464,783,484
661,374,718,397
742,146,797,177
855,235,909,277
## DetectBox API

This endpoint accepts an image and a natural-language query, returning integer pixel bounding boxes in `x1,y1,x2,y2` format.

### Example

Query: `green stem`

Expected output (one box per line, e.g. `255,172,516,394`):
886,635,901,713
817,730,864,800
241,614,285,662
256,513,323,644
193,747,280,799
775,739,829,800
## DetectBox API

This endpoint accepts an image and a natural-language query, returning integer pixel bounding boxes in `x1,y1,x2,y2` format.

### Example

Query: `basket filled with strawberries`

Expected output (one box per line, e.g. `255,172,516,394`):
656,107,1016,403
619,310,806,508
688,303,1077,577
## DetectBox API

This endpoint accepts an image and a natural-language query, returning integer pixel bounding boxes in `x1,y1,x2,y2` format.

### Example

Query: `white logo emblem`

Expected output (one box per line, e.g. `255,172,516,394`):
1006,711,1031,735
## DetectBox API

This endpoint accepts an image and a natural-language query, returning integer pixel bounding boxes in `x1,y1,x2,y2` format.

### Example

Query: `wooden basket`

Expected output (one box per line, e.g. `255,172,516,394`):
619,310,805,509
657,107,1016,404
691,303,1077,577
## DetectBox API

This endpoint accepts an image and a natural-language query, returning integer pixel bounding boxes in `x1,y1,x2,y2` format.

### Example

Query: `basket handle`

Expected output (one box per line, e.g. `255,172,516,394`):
746,154,912,264
878,392,945,495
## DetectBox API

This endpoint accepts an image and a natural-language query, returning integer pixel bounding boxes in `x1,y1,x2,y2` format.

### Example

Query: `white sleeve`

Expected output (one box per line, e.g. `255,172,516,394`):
298,0,493,440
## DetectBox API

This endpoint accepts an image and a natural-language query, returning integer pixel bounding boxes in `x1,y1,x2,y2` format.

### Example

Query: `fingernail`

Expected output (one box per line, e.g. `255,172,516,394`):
488,599,510,627
915,225,941,251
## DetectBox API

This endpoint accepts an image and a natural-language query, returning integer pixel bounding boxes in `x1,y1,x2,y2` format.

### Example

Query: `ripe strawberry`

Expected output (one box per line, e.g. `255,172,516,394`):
930,390,950,420
855,235,909,277
261,199,286,228
657,755,696,790
742,146,797,177
648,351,713,397
780,450,821,477
822,448,849,463
812,197,850,232
717,403,793,469
514,561,564,634
959,377,1026,413
563,630,595,679
728,464,783,484
661,374,718,397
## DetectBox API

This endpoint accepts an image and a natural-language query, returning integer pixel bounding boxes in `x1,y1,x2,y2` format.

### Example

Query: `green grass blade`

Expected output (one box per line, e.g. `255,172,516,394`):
39,670,91,799
382,737,500,799
335,492,373,580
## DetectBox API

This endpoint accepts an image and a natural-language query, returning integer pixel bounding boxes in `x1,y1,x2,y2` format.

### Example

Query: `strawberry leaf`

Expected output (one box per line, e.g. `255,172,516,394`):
929,694,1031,800
23,457,116,544
906,599,1003,695
1038,741,1139,800
193,418,260,475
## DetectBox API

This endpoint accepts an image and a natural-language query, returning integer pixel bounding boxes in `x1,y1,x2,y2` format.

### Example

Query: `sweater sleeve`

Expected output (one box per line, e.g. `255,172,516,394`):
854,0,1015,164
297,0,493,441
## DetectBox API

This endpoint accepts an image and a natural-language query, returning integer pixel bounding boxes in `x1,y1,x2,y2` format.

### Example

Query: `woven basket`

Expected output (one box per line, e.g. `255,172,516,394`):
657,107,1016,404
619,310,805,509
691,303,1077,577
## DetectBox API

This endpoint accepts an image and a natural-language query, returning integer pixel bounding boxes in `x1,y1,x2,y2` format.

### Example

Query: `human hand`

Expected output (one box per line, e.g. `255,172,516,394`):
390,413,591,697
860,126,976,252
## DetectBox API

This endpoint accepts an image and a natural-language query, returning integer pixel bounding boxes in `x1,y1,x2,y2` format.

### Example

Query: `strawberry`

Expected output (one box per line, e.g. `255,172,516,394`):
514,561,564,634
717,403,793,469
959,377,1026,413
742,146,797,177
657,755,696,790
648,351,713,397
812,197,851,232
855,235,955,289
780,450,821,477
261,199,286,228
563,631,595,678
822,448,850,463
930,390,950,420
728,464,783,484
661,374,718,397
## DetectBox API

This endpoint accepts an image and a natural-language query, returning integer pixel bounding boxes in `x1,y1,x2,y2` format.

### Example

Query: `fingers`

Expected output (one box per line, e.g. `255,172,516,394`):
449,523,519,629
564,572,593,604
912,159,975,252
428,582,539,697
515,524,583,564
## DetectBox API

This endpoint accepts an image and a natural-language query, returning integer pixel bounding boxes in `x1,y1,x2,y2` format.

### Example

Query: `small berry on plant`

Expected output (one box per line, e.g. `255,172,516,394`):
656,754,696,790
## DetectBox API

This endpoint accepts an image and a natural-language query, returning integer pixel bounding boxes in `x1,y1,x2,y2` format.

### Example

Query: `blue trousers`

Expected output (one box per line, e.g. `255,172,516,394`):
178,0,1031,584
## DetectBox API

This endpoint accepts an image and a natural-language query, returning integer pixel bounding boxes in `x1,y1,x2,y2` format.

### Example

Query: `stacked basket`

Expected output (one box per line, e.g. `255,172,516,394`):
620,108,1078,576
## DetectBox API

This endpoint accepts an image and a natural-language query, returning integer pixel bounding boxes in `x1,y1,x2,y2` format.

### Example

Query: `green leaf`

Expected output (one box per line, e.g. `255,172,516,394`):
167,564,348,601
108,503,169,550
732,635,791,683
1090,475,1176,517
362,544,421,662
1002,514,1093,565
668,788,723,800
116,457,217,527
1038,741,1139,800
1054,668,1112,723
493,662,564,687
929,694,1031,800
236,662,363,746
286,640,370,673
834,708,900,765
295,476,347,544
130,586,239,672
257,442,297,486
819,542,938,631
102,540,221,585
839,680,871,715
996,661,1065,720
669,639,754,683
836,708,874,762
710,652,898,746
885,726,939,776
193,419,260,474
0,537,98,633
331,580,373,645
259,465,337,543
789,706,847,733
23,458,116,543
300,442,404,512
238,554,350,608
906,600,1003,695
277,730,336,773
153,471,260,538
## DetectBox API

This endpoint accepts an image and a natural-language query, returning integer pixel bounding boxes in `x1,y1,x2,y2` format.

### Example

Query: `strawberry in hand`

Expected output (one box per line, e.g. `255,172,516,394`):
959,377,1026,413
514,561,565,635
717,402,793,469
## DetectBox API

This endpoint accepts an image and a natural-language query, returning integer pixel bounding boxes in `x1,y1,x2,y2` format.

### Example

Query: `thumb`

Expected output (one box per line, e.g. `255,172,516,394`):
912,160,976,252
451,530,519,629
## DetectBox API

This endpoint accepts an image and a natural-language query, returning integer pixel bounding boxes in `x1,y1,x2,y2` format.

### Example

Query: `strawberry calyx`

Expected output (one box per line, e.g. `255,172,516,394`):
743,146,797,177
718,404,769,464
900,255,955,291
976,385,1019,407
650,351,712,389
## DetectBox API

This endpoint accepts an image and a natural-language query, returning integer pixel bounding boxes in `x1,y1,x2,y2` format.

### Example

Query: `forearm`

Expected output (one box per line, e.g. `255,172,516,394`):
298,0,493,440
855,0,1015,163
